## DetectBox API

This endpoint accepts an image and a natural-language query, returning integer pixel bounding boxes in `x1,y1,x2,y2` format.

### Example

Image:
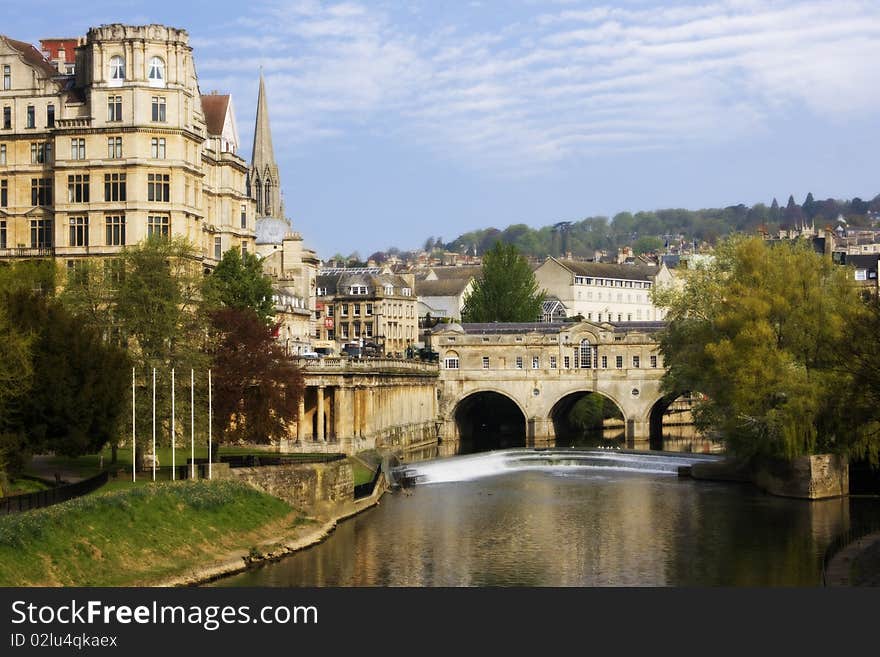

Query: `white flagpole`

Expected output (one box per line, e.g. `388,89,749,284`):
132,367,136,483
208,369,212,480
171,368,175,481
190,368,195,480
152,367,156,482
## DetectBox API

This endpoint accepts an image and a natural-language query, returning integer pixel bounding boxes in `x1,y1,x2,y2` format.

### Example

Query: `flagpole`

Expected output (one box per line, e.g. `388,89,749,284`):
132,367,136,483
152,367,156,482
190,368,195,480
208,369,212,480
171,367,175,481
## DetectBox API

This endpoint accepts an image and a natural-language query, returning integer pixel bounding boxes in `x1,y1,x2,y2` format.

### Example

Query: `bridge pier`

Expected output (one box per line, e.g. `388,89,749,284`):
316,385,326,442
625,419,650,451
527,417,555,449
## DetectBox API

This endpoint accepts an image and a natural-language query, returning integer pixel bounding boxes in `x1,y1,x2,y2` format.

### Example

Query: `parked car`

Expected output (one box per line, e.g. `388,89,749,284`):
299,350,321,359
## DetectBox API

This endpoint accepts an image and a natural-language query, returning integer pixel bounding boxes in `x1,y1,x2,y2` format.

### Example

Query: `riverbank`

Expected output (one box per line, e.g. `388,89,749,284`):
157,473,387,587
825,531,880,586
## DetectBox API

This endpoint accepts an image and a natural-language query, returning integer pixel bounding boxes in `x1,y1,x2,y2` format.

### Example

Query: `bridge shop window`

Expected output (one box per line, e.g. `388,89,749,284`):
578,339,595,368
632,355,640,368
444,352,460,369
532,356,539,369
564,356,570,369
482,356,489,369
550,356,557,369
516,356,523,369
650,355,658,368
601,355,608,369
616,355,623,369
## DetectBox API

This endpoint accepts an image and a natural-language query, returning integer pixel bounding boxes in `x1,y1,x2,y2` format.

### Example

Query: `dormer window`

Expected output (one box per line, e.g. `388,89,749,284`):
402,287,412,296
384,284,394,295
349,285,368,295
109,56,125,85
148,57,165,87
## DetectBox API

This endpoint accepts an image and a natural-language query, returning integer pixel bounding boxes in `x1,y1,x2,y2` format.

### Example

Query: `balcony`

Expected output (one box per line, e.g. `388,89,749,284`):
54,117,93,129
0,247,55,258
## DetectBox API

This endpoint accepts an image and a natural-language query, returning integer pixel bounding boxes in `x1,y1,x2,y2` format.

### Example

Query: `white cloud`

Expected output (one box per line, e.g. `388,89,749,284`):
194,0,880,173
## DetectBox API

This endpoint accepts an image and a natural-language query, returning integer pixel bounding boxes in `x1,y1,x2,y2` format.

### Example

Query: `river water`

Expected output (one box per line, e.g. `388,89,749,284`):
212,449,880,587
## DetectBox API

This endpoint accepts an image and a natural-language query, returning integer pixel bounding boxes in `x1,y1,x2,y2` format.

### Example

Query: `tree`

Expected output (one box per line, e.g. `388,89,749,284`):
632,236,663,255
783,195,804,228
462,241,545,322
202,248,275,323
654,236,872,462
5,290,130,458
208,308,303,444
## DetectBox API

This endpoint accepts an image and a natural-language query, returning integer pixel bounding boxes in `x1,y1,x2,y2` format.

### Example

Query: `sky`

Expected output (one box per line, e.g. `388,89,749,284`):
8,0,880,258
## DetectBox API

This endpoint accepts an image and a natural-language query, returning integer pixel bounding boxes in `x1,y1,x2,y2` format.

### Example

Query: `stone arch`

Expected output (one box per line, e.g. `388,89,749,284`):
548,389,626,447
648,392,706,452
451,389,527,454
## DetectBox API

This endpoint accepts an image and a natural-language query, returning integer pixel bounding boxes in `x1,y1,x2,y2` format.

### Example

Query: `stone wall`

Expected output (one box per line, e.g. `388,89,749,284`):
229,460,353,514
753,454,849,499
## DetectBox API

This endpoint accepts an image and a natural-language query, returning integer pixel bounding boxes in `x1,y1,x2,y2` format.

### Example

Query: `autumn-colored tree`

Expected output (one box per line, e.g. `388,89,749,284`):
208,307,303,444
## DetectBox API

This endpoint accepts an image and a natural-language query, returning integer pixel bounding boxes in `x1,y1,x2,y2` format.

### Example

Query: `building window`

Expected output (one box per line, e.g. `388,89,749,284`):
633,355,640,368
31,142,51,163
516,356,523,369
341,323,349,339
0,144,5,164
105,215,125,246
353,303,360,316
579,339,593,368
70,138,86,160
107,96,122,122
616,355,623,369
550,355,557,369
46,104,54,128
26,106,34,128
240,204,246,228
2,65,9,90
340,304,348,317
69,216,89,247
0,220,5,249
3,107,10,130
0,179,6,207
482,356,490,369
365,323,373,337
31,178,52,206
108,137,122,159
365,303,372,315
148,57,165,86
109,56,125,83
151,96,166,122
650,355,658,368
601,355,608,369
147,173,170,202
30,219,52,248
532,356,540,369
384,284,394,295
147,215,169,239
326,305,334,317
104,173,126,201
214,237,221,260
564,356,570,369
241,242,247,256
151,137,165,159
444,355,460,369
67,175,89,203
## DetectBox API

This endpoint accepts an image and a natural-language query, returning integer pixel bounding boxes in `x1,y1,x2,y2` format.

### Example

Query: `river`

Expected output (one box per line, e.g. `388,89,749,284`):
212,449,880,587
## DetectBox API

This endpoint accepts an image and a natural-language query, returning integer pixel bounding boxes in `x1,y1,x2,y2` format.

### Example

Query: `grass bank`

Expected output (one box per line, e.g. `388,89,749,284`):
0,479,296,586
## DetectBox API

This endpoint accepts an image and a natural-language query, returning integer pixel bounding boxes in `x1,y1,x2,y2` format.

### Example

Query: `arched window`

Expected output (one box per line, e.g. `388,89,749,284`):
443,351,460,369
579,338,594,368
148,56,165,86
109,56,125,85
264,181,272,215
253,176,262,214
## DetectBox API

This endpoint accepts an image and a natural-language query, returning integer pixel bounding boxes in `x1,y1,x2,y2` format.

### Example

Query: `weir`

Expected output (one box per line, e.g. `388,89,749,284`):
393,448,723,485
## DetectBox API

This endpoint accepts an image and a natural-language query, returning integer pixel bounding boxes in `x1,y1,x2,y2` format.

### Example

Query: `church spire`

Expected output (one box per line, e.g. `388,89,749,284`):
250,70,282,219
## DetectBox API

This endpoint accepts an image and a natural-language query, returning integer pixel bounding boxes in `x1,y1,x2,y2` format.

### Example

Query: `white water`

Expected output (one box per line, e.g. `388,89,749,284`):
395,448,722,485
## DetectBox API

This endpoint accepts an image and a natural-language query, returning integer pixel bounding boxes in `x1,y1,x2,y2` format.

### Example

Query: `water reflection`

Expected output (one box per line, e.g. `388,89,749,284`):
213,468,878,587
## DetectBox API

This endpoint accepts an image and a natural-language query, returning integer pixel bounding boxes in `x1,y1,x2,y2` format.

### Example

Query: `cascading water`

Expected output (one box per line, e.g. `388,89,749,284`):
393,448,722,485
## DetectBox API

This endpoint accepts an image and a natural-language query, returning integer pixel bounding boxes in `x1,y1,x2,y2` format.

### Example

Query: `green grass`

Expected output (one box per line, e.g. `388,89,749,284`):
5,477,52,495
350,460,377,487
0,479,296,586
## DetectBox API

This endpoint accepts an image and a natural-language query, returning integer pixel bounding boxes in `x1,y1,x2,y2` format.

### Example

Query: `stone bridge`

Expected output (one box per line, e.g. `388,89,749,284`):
285,321,686,457
430,321,678,452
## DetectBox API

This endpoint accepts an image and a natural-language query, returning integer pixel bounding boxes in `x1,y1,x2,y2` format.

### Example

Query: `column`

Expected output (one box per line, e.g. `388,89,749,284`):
317,386,325,442
297,395,305,443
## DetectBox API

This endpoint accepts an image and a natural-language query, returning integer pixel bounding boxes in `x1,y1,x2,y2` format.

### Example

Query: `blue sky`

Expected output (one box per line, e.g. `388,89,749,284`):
9,1,880,257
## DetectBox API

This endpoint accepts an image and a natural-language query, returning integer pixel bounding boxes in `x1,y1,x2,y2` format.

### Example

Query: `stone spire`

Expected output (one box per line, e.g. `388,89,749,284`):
250,70,282,219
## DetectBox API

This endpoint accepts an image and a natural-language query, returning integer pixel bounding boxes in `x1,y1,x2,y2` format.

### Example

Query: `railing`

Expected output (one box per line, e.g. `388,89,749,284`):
209,453,346,468
354,463,383,499
0,471,108,515
54,117,92,129
821,520,880,585
0,247,55,258
295,357,439,374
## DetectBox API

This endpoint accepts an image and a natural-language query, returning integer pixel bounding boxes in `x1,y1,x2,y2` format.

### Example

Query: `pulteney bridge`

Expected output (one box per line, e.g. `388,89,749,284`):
430,321,678,453
287,321,683,457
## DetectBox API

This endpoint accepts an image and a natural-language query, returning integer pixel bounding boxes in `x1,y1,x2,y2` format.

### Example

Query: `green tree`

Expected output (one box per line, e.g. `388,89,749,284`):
462,241,545,322
203,248,275,323
654,236,871,461
633,236,664,254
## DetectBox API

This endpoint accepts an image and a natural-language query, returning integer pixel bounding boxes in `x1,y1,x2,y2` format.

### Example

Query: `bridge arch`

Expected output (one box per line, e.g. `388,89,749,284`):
452,389,527,454
648,392,708,452
548,390,626,448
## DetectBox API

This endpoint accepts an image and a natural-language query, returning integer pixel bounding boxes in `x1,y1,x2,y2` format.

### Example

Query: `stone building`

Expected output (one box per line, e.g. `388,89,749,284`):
414,265,479,322
0,25,253,267
314,267,418,355
533,257,673,323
